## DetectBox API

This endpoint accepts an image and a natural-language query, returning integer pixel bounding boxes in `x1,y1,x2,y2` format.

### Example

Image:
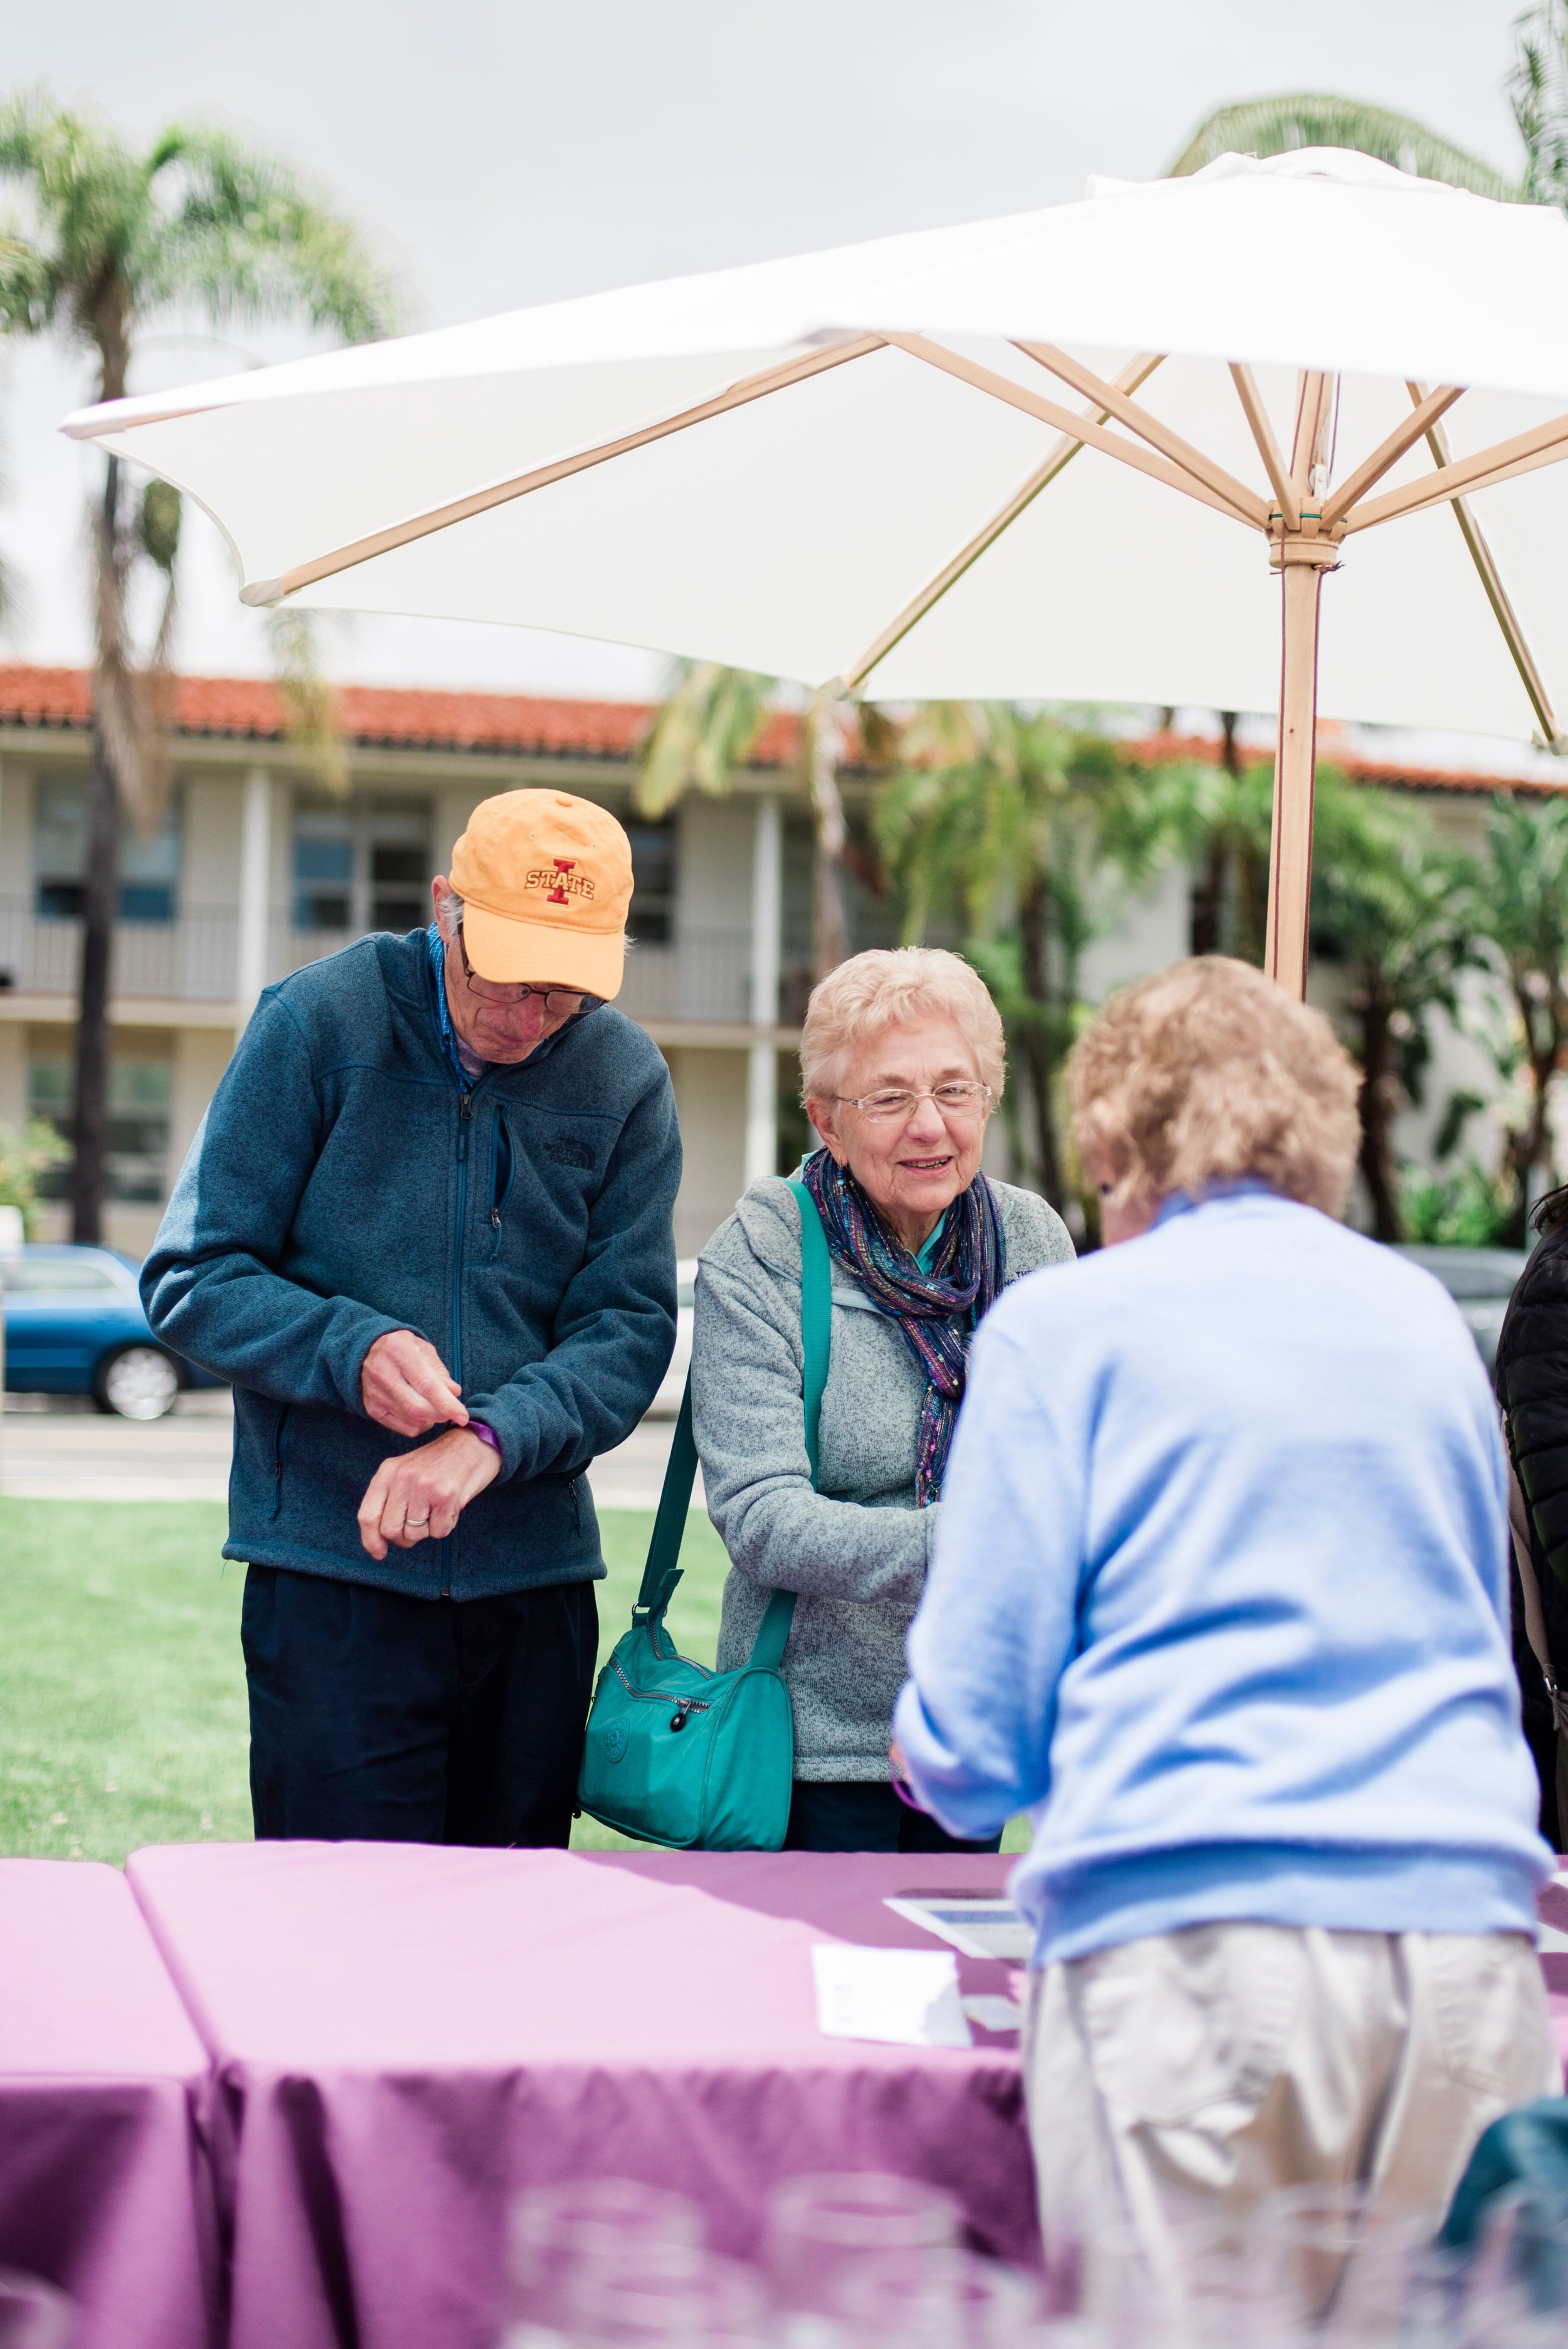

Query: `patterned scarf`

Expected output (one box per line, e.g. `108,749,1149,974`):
802,1147,1005,1505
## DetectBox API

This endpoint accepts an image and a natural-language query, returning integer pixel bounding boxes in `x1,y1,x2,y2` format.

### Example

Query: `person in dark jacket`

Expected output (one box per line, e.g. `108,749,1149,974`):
1496,1190,1568,1850
141,789,680,1847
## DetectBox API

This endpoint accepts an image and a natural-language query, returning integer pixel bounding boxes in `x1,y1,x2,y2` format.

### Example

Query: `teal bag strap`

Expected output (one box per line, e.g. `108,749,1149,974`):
632,1180,833,1670
749,1178,832,1671
784,1176,832,1475
632,1375,696,1652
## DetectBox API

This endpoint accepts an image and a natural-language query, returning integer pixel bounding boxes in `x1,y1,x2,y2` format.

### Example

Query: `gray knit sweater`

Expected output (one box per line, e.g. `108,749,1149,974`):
692,1175,1074,1780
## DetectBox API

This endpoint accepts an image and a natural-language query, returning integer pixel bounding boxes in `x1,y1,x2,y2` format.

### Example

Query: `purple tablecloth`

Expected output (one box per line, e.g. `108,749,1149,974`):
126,1842,1034,2349
0,1859,216,2349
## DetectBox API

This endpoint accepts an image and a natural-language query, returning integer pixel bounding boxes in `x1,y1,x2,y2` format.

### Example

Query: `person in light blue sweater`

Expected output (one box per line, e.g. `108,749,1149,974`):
894,957,1559,2286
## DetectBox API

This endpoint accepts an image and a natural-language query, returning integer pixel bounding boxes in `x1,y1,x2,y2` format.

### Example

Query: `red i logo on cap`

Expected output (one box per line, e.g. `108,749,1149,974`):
548,859,576,906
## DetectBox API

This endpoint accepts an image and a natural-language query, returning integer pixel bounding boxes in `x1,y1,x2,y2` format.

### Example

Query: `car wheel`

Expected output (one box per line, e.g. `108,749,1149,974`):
97,1345,181,1421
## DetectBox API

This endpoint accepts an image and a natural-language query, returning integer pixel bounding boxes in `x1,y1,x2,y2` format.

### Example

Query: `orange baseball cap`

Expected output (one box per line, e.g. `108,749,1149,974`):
448,790,633,1000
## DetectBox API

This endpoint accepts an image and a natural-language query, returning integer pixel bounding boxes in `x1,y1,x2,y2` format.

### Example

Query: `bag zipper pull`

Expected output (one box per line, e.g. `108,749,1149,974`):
669,1705,691,1732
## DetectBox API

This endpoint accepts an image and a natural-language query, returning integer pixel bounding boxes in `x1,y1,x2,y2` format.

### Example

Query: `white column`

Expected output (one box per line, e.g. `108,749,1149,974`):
744,794,783,1187
235,766,273,1027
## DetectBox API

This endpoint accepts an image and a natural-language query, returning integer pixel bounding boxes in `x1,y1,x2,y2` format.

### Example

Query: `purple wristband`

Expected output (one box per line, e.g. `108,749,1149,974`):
467,1419,501,1456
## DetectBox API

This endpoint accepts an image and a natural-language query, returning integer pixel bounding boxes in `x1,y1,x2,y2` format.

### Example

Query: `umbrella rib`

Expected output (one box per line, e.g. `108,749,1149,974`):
1290,373,1337,504
1404,381,1562,747
238,334,887,605
1229,365,1296,523
1342,406,1568,534
840,354,1166,692
1318,384,1465,528
880,332,1263,531
1014,342,1270,529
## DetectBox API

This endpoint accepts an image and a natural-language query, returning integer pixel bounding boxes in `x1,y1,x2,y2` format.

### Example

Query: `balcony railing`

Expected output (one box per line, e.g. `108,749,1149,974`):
0,901,764,1027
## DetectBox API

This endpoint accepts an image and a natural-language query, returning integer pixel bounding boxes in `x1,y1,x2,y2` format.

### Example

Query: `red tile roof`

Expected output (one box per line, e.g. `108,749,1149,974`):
0,663,665,759
1121,730,1567,800
0,664,821,768
0,665,1558,796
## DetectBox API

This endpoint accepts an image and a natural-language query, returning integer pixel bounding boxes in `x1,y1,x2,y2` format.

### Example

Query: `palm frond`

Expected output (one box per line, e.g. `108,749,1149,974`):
1512,2,1568,207
0,225,58,334
266,607,349,797
142,123,402,342
1168,93,1517,196
635,660,773,816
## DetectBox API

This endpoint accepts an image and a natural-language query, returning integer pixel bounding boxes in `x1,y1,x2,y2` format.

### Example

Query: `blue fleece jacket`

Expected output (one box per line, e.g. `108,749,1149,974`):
894,1187,1550,1964
141,930,680,1599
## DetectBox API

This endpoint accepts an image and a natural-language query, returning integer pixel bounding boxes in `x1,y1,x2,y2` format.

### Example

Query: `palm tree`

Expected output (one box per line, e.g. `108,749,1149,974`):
1308,780,1476,1243
1171,4,1568,205
877,706,1160,1211
0,92,396,1241
637,660,871,980
1168,97,1513,193
1513,1,1568,204
1466,795,1568,1243
1160,733,1275,966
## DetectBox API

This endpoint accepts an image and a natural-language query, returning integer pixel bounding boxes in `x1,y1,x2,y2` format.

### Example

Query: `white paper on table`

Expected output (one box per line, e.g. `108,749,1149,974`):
811,1943,972,2048
883,1895,1034,1963
961,1993,1024,2035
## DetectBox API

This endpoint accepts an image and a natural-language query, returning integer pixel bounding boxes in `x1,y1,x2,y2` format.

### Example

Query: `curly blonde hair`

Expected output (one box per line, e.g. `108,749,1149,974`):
800,947,1005,1105
1067,957,1361,1219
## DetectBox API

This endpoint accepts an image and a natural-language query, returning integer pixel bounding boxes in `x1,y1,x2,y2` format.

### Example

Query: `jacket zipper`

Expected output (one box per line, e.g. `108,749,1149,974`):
489,1105,515,1261
452,1088,472,1384
443,1081,479,1599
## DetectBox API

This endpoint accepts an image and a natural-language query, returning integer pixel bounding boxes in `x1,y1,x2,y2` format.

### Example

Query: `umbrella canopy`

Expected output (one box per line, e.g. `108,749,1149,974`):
63,149,1568,993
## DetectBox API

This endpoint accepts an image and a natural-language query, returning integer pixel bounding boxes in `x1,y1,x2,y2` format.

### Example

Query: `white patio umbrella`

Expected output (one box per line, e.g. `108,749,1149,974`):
63,149,1568,996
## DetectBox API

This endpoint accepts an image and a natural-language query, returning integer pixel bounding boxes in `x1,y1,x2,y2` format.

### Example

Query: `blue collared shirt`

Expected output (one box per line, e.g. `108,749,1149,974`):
426,924,486,1084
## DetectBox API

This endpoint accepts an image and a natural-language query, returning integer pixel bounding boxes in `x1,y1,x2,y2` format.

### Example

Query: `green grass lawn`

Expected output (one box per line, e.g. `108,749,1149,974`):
0,1498,1025,1863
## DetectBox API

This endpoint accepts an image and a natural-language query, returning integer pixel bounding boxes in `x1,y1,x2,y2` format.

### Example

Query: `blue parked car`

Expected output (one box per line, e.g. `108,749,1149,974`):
0,1243,222,1419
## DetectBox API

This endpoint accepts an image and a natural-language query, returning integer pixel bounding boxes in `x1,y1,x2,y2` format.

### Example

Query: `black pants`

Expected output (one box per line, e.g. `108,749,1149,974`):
784,1778,1002,1855
241,1564,599,1846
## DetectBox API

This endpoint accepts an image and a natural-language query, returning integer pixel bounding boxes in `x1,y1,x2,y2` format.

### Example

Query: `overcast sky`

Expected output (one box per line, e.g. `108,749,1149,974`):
0,0,1535,701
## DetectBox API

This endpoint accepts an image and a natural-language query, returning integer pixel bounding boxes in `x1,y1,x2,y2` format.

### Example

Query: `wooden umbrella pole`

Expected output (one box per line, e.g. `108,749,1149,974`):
1264,555,1327,997
1264,373,1342,999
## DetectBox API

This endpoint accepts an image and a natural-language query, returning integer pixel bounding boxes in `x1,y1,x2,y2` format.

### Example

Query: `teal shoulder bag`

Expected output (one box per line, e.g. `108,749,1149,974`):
576,1178,832,1851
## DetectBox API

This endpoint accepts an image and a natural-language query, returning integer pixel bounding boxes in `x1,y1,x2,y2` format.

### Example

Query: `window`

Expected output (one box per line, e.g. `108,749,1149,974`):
33,780,181,923
292,798,432,935
2,1259,119,1292
292,824,353,931
29,1051,173,1204
626,820,675,946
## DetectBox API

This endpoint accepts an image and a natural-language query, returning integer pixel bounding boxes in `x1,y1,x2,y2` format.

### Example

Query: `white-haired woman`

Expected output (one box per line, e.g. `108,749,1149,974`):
692,946,1073,1853
894,957,1557,2291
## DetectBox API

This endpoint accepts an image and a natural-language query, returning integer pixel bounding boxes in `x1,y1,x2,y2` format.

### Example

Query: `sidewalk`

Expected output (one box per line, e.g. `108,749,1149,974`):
0,1391,692,1511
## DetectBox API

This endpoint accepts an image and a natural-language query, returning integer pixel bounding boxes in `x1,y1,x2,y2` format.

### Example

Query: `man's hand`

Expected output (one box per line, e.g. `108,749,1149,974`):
357,1426,501,1561
361,1329,469,1437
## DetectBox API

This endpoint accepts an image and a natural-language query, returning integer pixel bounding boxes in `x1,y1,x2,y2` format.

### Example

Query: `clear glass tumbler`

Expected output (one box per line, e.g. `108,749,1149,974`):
1251,2184,1433,2343
566,2246,767,2349
834,2246,1039,2349
0,2271,72,2349
766,2173,963,2318
507,2178,706,2338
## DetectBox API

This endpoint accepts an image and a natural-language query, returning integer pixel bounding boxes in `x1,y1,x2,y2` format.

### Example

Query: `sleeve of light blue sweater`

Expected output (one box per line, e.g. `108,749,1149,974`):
894,1305,1084,1839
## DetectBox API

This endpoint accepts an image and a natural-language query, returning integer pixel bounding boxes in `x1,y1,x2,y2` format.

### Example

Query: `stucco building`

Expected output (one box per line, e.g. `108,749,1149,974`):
0,662,1549,1257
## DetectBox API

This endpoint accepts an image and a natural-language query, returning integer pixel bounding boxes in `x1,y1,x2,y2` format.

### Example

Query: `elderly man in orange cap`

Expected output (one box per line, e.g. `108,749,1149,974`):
142,790,681,1845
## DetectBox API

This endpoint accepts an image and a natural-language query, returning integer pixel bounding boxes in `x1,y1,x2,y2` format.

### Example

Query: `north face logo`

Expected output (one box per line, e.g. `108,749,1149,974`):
544,1135,595,1172
526,857,596,907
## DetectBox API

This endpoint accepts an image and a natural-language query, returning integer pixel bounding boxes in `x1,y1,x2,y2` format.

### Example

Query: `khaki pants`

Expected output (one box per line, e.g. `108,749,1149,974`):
1024,1923,1560,2298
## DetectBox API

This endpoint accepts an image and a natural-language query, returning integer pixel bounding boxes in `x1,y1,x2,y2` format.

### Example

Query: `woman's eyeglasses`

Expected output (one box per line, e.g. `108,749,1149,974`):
834,1081,993,1125
453,925,600,1015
